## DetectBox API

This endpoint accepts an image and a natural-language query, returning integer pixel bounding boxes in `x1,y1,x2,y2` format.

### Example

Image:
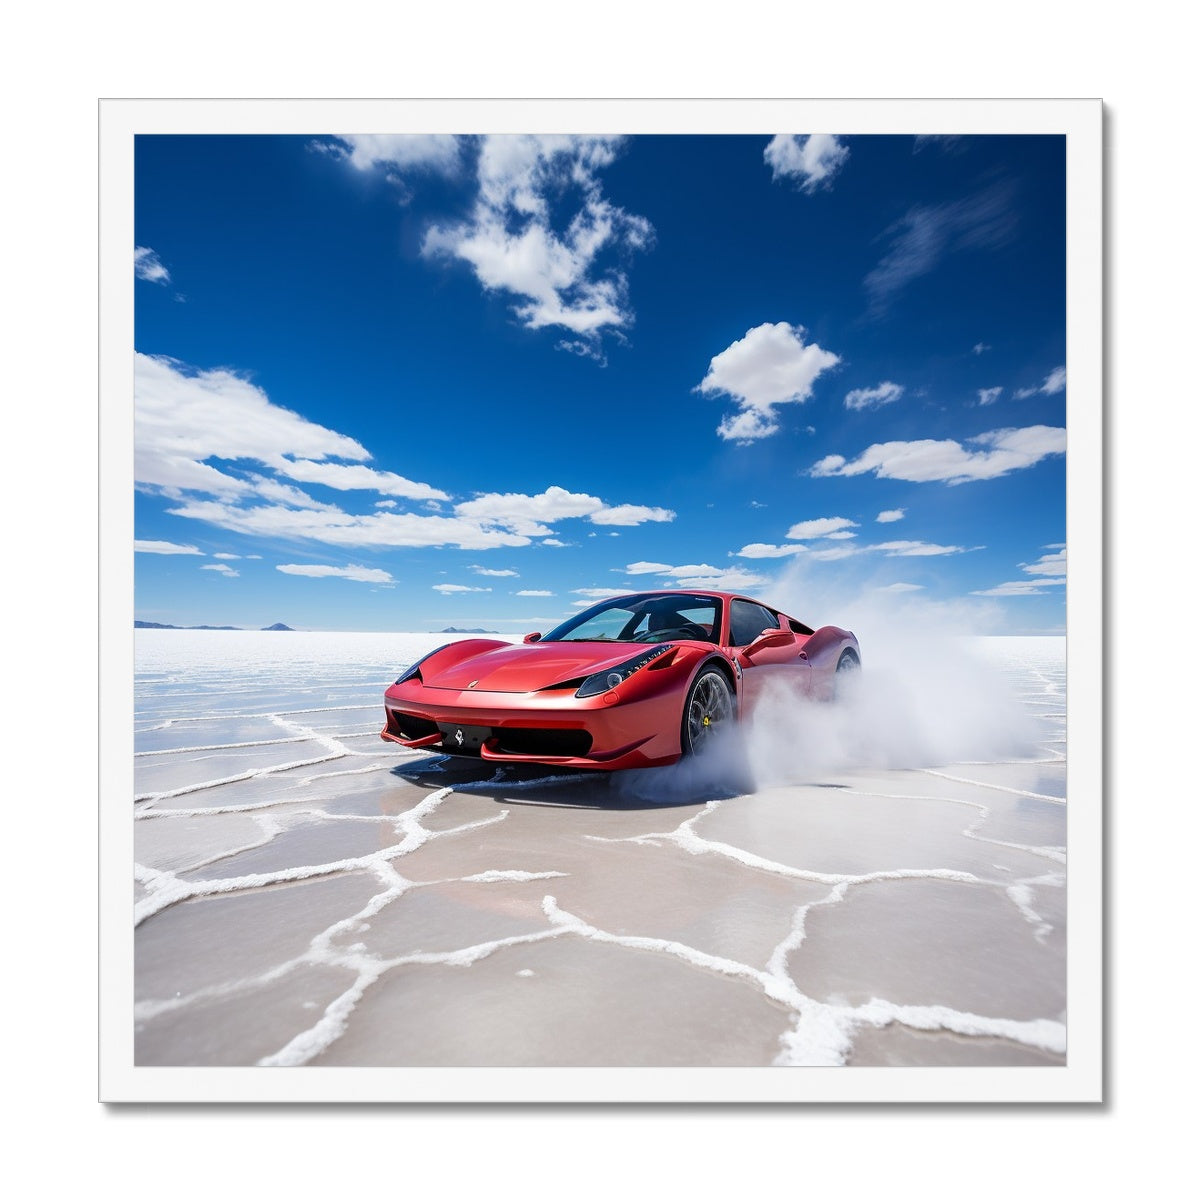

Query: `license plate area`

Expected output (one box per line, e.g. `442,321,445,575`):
437,723,492,753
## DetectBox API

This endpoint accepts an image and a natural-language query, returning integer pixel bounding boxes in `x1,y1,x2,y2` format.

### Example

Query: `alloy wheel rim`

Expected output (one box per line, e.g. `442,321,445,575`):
689,674,731,750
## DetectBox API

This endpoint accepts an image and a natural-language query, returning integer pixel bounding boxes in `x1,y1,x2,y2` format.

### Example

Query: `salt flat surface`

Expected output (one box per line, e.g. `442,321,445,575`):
132,630,1067,1068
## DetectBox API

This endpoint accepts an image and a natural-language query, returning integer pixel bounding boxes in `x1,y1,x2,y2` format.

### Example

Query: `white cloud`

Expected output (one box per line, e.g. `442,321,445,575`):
201,563,238,577
785,516,859,540
622,563,769,591
134,539,201,555
572,587,619,598
977,386,1003,406
541,538,567,547
876,582,924,592
734,543,808,559
136,353,563,551
864,181,1016,314
972,342,990,355
845,381,904,411
136,352,371,496
316,134,463,175
590,504,674,526
697,322,840,443
1021,548,1067,578
433,583,492,594
764,134,850,193
277,563,393,584
515,589,555,597
470,566,519,577
1042,366,1067,393
811,425,1066,485
455,486,672,537
272,458,448,501
418,135,653,345
624,561,676,574
166,497,531,550
874,540,968,557
375,499,398,509
1015,366,1067,399
134,246,170,284
876,509,906,523
970,580,1059,597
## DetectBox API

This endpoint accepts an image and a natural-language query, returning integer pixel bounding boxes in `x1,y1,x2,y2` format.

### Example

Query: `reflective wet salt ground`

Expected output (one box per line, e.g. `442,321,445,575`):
132,631,1067,1068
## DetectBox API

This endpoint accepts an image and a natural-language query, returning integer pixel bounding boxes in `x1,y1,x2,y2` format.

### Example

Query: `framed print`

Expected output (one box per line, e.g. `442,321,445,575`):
100,98,1102,1103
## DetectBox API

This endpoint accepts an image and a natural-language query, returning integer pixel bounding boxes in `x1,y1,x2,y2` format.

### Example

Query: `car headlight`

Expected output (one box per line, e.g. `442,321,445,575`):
575,645,674,697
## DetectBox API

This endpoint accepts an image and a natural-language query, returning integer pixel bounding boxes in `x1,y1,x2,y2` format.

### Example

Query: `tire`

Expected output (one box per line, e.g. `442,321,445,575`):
834,649,860,700
681,666,734,756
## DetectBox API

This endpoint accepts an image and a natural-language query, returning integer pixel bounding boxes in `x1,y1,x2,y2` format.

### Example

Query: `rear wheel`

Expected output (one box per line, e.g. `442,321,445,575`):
682,666,734,755
834,649,860,700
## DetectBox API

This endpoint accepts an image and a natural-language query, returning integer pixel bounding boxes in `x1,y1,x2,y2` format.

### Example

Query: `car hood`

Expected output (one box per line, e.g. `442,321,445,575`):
423,641,668,693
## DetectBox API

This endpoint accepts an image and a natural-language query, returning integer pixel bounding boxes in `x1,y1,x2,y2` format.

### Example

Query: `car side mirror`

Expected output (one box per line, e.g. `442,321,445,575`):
523,632,542,643
745,627,792,655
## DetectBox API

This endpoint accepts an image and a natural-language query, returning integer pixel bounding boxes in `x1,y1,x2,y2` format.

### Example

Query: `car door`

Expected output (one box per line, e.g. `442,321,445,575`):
727,598,812,708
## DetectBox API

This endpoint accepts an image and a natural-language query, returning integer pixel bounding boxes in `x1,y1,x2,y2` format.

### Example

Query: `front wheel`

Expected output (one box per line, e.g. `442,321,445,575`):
681,666,734,756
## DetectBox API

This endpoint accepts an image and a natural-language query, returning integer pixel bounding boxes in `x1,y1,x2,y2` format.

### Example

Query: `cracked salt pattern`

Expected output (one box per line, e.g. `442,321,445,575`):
133,630,1067,1068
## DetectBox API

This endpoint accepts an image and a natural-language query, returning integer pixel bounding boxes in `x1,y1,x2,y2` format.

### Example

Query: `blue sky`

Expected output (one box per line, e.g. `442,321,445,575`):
134,132,1066,634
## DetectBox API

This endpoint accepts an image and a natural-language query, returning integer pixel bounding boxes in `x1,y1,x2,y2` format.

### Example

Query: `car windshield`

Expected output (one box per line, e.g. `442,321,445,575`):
540,594,722,644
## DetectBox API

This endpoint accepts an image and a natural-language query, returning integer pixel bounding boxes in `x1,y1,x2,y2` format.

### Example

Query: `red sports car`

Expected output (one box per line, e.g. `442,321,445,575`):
381,590,860,771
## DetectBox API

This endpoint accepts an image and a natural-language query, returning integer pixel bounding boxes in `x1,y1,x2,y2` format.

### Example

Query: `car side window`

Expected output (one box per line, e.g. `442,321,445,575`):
729,600,779,647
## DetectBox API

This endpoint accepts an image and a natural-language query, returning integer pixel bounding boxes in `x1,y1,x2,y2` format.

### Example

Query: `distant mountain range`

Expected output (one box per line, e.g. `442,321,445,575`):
440,626,499,634
135,621,295,631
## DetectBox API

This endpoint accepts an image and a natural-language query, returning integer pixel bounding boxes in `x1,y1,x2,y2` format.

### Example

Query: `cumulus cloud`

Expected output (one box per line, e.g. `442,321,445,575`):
136,352,373,497
320,134,653,352
697,322,840,443
135,539,201,555
624,561,676,575
515,589,555,597
811,425,1066,485
315,134,463,175
734,542,808,559
764,134,850,192
1022,548,1066,577
590,503,674,526
620,563,769,591
277,563,393,584
845,381,904,411
864,181,1017,314
1015,366,1067,398
977,386,1003,406
433,583,492,594
785,516,859,540
470,566,518,577
272,458,448,501
166,497,531,550
134,246,170,284
417,135,653,348
455,486,673,537
876,509,906,523
138,354,665,553
201,563,238,577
